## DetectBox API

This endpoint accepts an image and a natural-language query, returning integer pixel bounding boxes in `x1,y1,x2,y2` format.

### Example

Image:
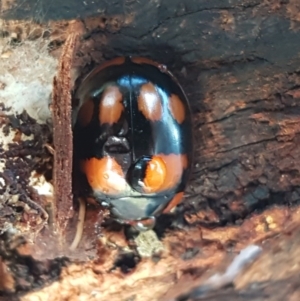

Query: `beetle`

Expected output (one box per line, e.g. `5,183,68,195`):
72,57,193,231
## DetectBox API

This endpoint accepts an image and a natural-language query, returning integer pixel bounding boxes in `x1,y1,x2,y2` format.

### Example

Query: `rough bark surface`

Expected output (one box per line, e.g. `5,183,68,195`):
1,0,300,300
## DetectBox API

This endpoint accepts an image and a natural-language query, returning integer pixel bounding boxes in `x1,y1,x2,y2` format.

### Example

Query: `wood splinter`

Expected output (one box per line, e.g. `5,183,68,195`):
52,33,78,245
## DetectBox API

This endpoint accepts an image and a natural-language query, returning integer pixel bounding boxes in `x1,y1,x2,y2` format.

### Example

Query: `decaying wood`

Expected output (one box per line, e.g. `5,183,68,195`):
1,0,300,300
51,34,77,236
171,224,300,301
173,277,300,301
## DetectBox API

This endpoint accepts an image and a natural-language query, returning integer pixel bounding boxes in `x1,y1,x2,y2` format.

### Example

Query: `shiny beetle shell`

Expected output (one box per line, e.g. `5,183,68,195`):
73,57,193,225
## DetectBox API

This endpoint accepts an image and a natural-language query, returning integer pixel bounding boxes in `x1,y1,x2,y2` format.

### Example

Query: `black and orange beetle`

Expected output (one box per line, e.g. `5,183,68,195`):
73,57,193,231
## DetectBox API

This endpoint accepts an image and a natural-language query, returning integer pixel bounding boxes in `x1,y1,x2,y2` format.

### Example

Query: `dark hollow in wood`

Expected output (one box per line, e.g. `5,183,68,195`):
60,0,300,228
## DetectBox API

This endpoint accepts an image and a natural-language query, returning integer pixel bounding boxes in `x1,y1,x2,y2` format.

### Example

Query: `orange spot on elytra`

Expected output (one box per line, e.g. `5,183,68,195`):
138,83,162,121
99,86,124,125
143,156,167,193
168,94,185,124
77,98,95,127
80,157,126,195
163,192,184,213
141,154,188,193
149,154,188,192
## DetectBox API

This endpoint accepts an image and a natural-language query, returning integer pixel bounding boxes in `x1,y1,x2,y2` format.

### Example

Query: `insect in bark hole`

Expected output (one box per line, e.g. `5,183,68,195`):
72,56,193,237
